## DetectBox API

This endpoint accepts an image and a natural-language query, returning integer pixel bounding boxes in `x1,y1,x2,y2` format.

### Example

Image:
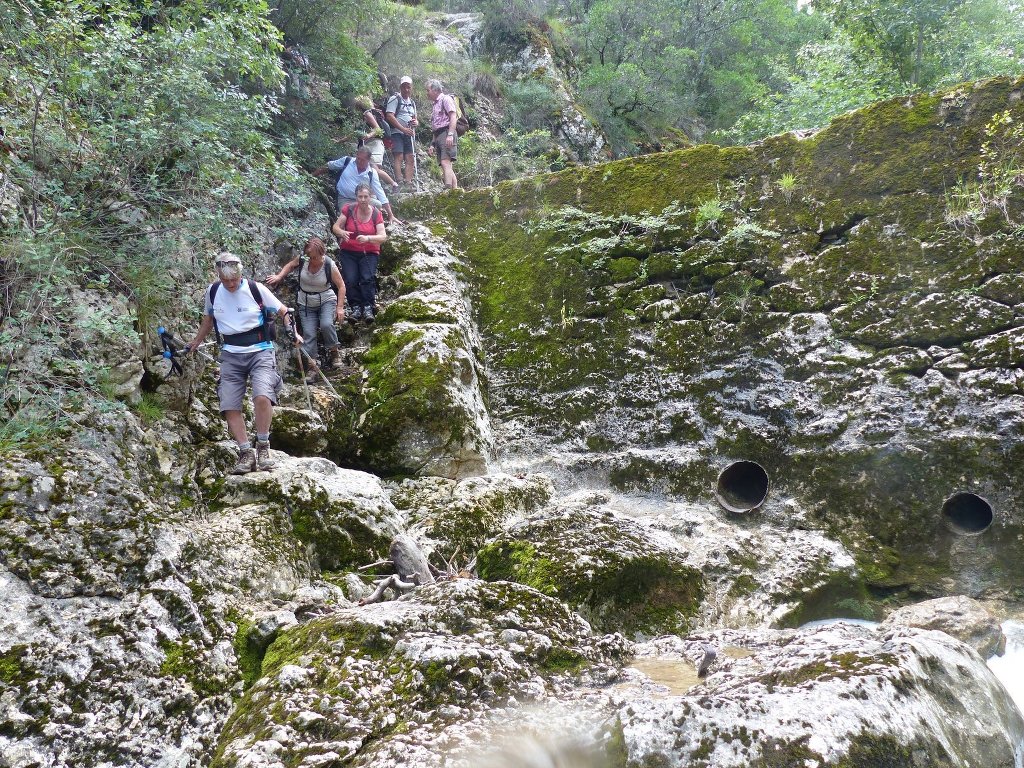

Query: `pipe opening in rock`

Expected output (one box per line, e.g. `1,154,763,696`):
942,492,993,534
716,461,769,513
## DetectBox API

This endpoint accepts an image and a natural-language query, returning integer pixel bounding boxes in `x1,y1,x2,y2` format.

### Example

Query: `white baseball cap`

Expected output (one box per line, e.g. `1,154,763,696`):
400,76,413,85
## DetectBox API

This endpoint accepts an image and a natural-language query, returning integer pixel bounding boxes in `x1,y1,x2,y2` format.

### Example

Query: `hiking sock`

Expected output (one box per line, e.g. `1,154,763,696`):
256,433,270,444
237,441,251,452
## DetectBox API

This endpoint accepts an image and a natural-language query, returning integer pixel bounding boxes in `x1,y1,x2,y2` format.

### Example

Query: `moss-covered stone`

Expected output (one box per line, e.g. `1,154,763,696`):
413,77,1024,603
478,506,705,637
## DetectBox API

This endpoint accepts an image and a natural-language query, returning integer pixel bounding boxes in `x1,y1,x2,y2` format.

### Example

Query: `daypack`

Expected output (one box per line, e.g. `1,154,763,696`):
329,157,379,208
385,93,417,127
294,254,340,300
339,203,383,236
208,279,277,345
367,107,393,139
452,95,470,137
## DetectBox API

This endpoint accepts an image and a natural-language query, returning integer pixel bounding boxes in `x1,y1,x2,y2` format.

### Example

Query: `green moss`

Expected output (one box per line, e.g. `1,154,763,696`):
159,639,221,699
762,651,893,690
607,257,643,283
0,645,33,687
228,611,263,690
748,735,824,767
477,540,560,595
834,731,958,767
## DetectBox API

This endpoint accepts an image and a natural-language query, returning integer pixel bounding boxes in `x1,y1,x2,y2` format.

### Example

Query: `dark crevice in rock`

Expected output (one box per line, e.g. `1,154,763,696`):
815,214,868,250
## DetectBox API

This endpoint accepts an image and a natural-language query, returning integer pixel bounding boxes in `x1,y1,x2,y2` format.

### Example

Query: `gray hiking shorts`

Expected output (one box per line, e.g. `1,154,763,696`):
217,348,283,414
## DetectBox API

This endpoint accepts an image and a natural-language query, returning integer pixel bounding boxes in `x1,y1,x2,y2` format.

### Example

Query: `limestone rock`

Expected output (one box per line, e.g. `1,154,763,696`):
270,405,328,456
608,624,1024,767
881,595,1007,658
342,224,492,479
219,453,404,571
389,472,554,556
477,502,706,637
211,579,630,768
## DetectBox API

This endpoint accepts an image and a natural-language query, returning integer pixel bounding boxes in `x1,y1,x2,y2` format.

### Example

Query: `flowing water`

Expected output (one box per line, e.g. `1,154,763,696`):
988,621,1024,718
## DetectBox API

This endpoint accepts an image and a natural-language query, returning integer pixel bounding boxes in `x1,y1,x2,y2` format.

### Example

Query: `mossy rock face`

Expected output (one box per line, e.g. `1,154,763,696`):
388,472,554,558
330,223,491,480
212,579,630,768
477,505,705,638
421,77,1024,602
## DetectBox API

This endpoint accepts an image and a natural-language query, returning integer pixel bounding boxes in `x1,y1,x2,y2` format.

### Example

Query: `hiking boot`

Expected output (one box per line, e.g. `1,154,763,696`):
326,348,341,370
305,363,320,385
363,305,375,323
230,447,256,475
349,305,363,322
256,441,276,471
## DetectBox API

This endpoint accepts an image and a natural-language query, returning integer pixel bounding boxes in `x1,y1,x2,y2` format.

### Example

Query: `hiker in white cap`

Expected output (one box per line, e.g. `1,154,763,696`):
385,76,419,187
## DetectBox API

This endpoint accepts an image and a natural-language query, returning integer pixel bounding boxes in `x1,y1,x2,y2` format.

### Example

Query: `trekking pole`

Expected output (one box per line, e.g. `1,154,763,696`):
158,327,216,370
285,311,314,413
295,346,342,400
411,133,420,194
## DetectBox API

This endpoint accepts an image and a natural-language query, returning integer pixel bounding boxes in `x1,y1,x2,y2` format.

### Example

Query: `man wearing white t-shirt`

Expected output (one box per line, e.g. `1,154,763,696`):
184,252,301,475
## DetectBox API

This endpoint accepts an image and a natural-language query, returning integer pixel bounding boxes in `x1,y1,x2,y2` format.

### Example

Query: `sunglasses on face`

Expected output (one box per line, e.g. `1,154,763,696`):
216,261,240,268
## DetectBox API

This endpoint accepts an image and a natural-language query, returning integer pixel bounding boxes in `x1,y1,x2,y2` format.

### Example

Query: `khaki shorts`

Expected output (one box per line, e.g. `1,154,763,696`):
432,129,457,164
217,348,282,413
365,138,385,165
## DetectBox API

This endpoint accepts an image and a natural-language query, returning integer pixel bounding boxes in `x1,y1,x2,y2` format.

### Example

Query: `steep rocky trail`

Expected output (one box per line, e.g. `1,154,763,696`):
5,78,1024,767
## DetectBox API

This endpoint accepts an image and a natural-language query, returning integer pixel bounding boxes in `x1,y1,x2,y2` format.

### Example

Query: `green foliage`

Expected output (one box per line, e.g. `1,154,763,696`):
776,173,798,202
723,35,901,143
504,79,563,132
694,196,726,232
458,129,571,188
0,0,307,443
815,0,965,88
570,0,823,152
133,393,165,425
526,202,689,265
944,109,1024,233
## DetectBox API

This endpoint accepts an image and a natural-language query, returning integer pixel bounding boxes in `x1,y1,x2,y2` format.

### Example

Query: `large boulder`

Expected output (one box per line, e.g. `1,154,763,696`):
211,579,630,768
330,224,493,479
477,501,706,638
388,472,554,557
610,623,1024,767
216,451,404,572
881,595,1007,658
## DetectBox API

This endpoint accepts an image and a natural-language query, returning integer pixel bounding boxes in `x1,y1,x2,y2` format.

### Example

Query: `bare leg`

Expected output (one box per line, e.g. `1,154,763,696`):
225,410,248,444
373,163,397,187
403,152,415,184
440,158,457,189
253,395,273,436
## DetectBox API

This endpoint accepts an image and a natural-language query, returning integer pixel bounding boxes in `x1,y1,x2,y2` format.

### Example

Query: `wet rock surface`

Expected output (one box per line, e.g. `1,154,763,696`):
881,595,1007,658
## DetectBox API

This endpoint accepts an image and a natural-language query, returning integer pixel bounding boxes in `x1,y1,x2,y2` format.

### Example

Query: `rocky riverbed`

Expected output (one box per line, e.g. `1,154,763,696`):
4,77,1024,766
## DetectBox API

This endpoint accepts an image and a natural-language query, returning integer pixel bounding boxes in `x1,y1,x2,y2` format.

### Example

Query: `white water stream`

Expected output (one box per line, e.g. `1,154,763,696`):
988,621,1024,719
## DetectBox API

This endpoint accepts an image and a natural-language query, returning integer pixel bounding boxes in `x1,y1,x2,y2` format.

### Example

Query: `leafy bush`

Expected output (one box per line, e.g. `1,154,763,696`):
504,79,563,132
0,0,307,439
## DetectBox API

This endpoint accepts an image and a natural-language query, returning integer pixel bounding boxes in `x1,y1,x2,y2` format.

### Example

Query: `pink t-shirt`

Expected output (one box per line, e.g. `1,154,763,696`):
431,94,456,131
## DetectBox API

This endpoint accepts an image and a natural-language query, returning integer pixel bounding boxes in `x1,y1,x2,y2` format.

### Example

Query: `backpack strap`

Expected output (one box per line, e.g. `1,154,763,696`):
208,282,222,344
210,279,272,347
